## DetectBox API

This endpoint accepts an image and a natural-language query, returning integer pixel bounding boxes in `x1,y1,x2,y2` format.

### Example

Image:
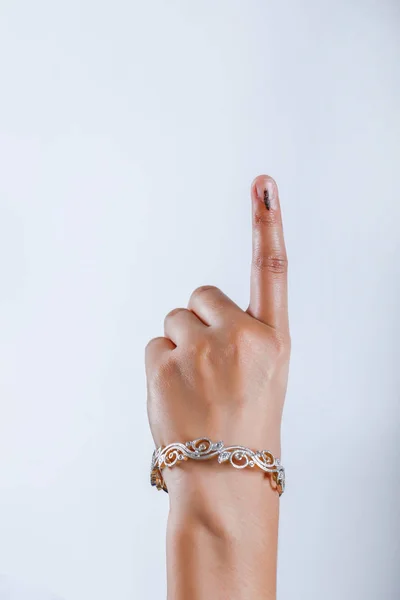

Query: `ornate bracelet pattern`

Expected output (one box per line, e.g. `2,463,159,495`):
150,437,285,496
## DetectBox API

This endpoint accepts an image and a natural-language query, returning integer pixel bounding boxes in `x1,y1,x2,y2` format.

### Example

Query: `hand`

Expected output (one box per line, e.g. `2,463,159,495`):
146,175,290,600
146,174,289,495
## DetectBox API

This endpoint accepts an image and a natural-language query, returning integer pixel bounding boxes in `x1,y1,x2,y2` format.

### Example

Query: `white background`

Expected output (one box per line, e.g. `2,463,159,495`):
0,1,399,599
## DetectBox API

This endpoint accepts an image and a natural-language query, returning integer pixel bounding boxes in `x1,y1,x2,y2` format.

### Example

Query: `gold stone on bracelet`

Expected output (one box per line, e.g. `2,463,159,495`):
150,437,285,496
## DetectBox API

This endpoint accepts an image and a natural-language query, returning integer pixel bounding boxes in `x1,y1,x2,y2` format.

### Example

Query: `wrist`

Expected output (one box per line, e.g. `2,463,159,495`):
166,460,280,539
166,467,279,600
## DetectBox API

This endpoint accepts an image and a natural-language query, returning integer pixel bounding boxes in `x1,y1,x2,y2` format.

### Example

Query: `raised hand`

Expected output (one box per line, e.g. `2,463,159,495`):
146,175,290,600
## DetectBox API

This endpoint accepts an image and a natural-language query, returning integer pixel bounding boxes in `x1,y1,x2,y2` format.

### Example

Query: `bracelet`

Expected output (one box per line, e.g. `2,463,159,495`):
150,437,285,496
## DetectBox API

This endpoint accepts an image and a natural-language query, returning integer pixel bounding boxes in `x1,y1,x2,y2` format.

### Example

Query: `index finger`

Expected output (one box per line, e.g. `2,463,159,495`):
247,175,289,332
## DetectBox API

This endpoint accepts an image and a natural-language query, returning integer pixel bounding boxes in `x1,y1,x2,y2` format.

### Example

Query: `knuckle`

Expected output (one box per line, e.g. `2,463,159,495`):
236,324,260,352
254,253,288,275
185,334,215,365
190,284,220,302
220,322,251,358
270,330,291,357
164,307,186,324
195,337,213,360
186,330,211,354
145,336,163,355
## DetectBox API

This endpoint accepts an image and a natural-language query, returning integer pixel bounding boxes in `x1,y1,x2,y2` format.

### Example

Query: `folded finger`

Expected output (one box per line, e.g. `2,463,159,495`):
164,308,206,345
188,285,242,326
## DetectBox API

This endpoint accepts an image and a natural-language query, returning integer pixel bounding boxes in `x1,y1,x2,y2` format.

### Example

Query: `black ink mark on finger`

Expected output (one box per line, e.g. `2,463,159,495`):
264,189,271,210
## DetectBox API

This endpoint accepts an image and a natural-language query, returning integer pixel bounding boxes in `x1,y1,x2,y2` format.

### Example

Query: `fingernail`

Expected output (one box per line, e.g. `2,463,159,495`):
255,177,278,210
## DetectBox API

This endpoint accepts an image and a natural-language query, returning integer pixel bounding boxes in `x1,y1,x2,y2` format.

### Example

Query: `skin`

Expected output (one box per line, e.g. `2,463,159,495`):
146,175,290,600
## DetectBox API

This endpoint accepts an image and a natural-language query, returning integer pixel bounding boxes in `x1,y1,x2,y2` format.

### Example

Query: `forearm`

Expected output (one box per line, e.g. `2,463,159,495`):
166,466,280,600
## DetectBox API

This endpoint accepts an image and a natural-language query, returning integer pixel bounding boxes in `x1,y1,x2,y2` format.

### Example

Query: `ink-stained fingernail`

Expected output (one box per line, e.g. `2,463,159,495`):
253,176,279,210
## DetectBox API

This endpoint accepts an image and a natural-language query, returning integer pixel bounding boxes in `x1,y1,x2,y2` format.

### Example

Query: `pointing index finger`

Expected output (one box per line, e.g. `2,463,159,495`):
247,175,289,331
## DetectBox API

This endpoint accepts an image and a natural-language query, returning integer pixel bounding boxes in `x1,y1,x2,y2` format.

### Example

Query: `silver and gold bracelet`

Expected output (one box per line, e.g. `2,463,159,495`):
150,437,285,496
